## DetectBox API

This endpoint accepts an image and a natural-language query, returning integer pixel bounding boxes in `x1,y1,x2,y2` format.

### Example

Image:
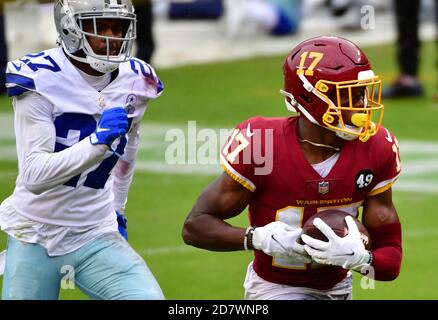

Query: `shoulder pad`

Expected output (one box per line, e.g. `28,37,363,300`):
126,58,164,97
6,50,62,97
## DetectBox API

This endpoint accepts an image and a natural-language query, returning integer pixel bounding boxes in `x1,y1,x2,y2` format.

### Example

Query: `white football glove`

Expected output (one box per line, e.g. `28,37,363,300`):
301,216,371,272
252,221,311,263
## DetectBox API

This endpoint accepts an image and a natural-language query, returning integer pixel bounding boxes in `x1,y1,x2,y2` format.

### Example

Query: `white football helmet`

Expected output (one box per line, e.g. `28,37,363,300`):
54,0,136,73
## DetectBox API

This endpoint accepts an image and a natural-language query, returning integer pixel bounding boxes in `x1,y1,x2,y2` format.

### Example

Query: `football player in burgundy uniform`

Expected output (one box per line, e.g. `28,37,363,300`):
182,36,402,300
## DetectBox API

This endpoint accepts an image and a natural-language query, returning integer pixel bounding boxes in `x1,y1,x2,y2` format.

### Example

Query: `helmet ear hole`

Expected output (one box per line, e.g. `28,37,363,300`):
61,15,76,33
299,94,312,103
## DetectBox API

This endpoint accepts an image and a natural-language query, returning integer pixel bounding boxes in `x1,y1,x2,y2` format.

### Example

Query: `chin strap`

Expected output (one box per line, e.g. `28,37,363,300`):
61,41,120,74
351,113,377,142
86,55,120,74
334,124,361,141
280,89,320,125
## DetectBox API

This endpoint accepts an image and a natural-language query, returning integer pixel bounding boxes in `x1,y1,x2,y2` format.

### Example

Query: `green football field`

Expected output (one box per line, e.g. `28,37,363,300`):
0,41,438,300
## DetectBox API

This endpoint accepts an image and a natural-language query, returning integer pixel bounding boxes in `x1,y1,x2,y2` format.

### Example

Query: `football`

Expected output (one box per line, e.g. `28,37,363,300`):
301,210,372,269
302,210,372,250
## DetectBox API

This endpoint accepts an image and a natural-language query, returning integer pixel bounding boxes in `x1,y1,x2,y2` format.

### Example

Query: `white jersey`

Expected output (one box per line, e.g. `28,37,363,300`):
1,47,162,229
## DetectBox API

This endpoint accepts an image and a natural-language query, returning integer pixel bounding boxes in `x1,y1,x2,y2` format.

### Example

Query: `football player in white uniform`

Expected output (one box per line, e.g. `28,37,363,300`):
0,0,164,300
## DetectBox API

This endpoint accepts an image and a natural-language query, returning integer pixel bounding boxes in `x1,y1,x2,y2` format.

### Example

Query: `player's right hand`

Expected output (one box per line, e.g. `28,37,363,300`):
252,221,311,263
89,107,128,147
302,216,371,271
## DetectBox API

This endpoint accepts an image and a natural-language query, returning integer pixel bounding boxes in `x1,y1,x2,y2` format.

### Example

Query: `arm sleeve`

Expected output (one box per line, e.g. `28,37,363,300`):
112,120,141,213
369,222,402,281
14,92,108,194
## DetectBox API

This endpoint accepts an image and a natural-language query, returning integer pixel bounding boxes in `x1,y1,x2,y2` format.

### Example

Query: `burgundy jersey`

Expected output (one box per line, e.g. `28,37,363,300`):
220,116,401,290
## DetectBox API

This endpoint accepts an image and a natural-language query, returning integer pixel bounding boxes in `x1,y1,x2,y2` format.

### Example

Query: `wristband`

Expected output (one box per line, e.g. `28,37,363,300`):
244,227,255,251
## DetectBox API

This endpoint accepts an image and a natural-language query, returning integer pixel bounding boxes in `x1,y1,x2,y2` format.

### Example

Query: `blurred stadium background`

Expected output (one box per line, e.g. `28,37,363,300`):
1,0,438,299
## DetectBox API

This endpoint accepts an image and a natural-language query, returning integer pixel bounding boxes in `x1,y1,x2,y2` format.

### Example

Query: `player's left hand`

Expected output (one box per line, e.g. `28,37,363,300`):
116,211,128,241
301,216,371,271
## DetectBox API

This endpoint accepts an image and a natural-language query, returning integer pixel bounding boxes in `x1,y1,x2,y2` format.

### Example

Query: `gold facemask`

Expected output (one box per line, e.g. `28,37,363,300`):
315,76,384,142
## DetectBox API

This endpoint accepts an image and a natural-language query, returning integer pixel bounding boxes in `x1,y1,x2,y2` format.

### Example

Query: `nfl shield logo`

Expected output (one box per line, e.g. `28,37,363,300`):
318,181,329,195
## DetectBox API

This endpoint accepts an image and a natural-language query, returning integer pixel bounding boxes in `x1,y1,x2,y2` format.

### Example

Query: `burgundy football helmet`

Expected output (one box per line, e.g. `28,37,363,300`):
281,36,383,142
